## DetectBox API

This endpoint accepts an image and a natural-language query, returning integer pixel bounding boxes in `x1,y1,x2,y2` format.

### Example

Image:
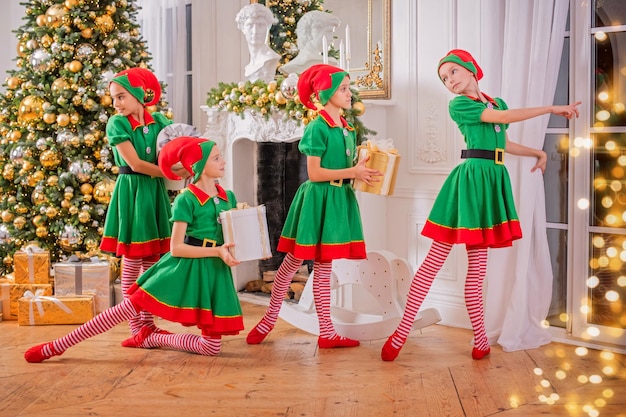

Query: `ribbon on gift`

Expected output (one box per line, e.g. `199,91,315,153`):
23,289,73,326
21,243,46,284
256,205,271,258
66,254,101,294
360,138,398,154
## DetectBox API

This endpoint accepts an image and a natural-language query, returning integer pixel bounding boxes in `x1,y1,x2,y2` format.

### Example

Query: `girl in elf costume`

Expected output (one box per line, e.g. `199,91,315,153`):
246,64,381,349
25,137,244,363
99,67,174,340
381,49,581,361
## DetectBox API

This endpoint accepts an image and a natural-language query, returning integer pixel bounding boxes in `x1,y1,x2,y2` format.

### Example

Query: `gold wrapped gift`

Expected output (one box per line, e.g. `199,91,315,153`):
4,283,53,320
14,244,50,284
353,138,401,196
18,291,95,326
54,256,112,314
219,204,272,262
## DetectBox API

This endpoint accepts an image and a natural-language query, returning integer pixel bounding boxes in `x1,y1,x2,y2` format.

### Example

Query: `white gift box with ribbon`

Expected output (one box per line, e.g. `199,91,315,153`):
219,204,272,262
53,255,112,314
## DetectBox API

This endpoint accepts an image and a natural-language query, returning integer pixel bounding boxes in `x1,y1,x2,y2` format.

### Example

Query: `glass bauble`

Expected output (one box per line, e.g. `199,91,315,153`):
58,224,82,252
17,95,44,125
93,178,115,204
280,73,299,99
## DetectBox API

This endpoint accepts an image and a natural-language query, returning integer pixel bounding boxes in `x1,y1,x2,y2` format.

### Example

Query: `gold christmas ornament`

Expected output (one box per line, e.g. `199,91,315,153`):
32,215,46,227
10,130,23,142
52,77,70,93
3,256,13,267
26,39,39,50
80,183,93,195
47,175,59,186
81,28,93,39
40,149,62,168
68,60,83,73
56,113,70,127
6,77,20,89
36,15,47,27
352,101,366,116
43,112,56,124
1,210,14,223
64,0,79,9
93,178,115,204
45,4,69,28
36,226,48,238
13,216,26,230
17,95,44,125
100,94,112,107
16,41,27,57
69,206,79,215
61,200,70,208
45,206,59,218
78,211,91,223
95,15,114,32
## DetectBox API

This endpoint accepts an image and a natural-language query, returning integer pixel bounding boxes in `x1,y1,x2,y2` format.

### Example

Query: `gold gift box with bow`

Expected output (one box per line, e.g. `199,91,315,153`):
14,244,50,285
353,139,401,196
18,293,95,326
2,283,53,320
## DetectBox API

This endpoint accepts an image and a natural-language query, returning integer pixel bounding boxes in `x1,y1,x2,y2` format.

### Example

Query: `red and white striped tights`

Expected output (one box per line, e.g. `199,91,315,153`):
385,241,489,357
121,255,159,335
30,298,221,362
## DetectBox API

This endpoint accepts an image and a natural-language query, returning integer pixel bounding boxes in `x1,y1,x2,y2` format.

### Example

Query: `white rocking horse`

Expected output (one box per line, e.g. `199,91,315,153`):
279,250,441,340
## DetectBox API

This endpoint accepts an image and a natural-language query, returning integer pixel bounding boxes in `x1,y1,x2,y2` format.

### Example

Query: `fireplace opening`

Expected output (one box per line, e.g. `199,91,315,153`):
242,141,313,301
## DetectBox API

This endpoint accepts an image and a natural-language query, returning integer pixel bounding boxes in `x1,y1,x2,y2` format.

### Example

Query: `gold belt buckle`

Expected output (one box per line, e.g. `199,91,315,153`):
202,238,217,247
495,148,504,165
330,179,343,187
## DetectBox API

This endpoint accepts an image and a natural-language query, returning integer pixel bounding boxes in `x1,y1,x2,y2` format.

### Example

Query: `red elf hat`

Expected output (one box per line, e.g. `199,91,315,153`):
437,49,483,81
110,67,162,106
158,136,216,184
297,64,348,110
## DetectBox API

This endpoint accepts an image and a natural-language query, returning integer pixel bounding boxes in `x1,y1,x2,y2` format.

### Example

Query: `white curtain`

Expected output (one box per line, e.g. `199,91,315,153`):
136,0,188,122
481,0,570,351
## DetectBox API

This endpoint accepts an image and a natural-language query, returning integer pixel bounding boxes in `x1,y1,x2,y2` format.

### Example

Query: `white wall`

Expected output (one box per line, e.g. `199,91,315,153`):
0,2,25,92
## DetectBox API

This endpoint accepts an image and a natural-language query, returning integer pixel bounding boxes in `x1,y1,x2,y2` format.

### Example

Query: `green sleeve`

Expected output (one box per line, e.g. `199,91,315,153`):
298,119,327,157
448,96,485,125
105,115,133,146
170,191,193,224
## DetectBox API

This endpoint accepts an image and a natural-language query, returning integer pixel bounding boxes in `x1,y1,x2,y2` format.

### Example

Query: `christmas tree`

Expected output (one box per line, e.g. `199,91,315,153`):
0,0,169,273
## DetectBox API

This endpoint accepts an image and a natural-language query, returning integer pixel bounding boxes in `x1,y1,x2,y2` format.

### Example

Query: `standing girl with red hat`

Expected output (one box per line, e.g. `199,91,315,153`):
246,64,382,349
24,137,244,362
99,67,174,339
381,49,581,361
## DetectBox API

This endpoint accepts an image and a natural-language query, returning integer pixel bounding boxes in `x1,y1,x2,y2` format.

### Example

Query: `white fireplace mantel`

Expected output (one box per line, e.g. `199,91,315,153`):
201,105,305,194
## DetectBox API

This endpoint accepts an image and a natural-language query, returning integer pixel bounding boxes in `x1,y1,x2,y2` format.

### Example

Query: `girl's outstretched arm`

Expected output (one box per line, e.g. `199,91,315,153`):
481,101,581,125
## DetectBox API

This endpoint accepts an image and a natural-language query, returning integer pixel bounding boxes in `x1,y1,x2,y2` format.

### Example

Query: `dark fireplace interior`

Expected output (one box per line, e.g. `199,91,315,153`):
256,142,310,273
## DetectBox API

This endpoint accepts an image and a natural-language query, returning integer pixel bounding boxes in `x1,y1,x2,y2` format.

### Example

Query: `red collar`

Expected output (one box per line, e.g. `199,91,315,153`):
464,93,498,107
319,110,355,131
127,110,156,131
187,183,229,205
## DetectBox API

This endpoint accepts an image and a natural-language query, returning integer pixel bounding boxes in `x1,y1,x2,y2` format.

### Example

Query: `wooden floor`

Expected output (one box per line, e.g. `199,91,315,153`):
1,301,625,417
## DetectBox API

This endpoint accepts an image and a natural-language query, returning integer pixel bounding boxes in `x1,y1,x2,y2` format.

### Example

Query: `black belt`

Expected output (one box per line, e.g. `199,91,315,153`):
329,178,353,187
461,148,504,165
118,166,149,176
184,235,218,247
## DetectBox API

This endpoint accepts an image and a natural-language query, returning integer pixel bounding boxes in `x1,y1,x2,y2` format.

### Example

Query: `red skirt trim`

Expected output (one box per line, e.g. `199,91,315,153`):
129,285,243,335
421,219,522,248
100,237,170,258
277,237,367,262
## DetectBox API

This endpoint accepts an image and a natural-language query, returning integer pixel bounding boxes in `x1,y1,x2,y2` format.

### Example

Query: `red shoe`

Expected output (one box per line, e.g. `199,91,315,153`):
24,342,61,363
246,326,271,345
472,346,491,360
318,335,360,349
121,326,155,348
381,333,405,362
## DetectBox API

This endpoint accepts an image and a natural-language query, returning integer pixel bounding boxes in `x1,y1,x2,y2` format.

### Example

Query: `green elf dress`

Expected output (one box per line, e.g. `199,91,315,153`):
127,183,244,336
100,110,173,257
421,94,522,248
277,110,367,261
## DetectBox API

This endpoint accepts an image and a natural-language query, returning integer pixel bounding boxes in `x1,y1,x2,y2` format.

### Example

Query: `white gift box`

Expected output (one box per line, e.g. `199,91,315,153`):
53,257,113,314
219,205,272,262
